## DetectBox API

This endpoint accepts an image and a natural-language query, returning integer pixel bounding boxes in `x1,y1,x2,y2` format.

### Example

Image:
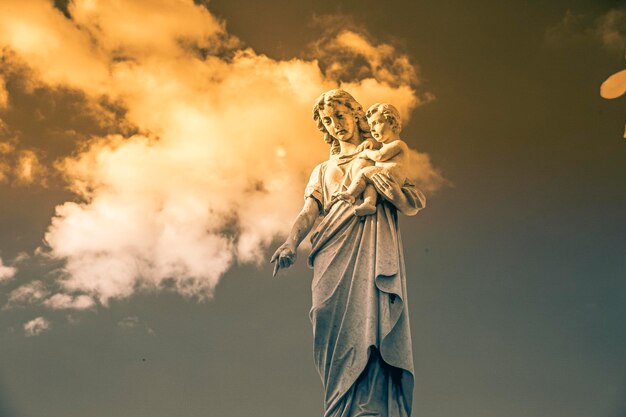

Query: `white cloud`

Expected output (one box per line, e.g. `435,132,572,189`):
5,280,49,308
69,0,230,58
1,0,444,305
0,257,17,283
23,316,51,337
310,25,430,96
405,149,450,193
43,293,95,310
0,0,109,93
117,316,155,335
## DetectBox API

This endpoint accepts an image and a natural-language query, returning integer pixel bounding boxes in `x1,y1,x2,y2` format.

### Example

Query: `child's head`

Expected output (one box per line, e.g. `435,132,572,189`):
365,103,402,142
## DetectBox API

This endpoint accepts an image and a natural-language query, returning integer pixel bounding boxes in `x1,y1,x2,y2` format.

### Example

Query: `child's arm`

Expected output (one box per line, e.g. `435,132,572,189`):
338,138,378,160
359,140,407,162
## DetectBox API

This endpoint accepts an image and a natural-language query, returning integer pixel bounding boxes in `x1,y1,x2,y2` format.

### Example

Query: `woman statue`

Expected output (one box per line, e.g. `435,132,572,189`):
271,89,425,417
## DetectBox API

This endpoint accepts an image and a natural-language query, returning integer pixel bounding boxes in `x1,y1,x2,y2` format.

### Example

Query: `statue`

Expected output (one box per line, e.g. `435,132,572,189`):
271,89,426,417
330,102,410,217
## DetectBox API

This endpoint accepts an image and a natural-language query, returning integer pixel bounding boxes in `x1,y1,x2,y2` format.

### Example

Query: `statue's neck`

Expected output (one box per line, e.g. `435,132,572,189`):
337,136,361,155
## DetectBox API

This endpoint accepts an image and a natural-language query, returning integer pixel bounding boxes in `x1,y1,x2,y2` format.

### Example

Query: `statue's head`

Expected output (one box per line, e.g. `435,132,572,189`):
366,103,402,143
312,89,371,155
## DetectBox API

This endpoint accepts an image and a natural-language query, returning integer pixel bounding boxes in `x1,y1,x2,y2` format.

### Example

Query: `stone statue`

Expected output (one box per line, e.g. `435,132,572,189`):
330,102,410,217
271,89,425,417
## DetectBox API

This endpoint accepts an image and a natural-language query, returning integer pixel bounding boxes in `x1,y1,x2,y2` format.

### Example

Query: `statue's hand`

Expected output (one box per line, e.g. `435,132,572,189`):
356,140,375,152
371,171,402,202
270,241,297,276
338,152,358,160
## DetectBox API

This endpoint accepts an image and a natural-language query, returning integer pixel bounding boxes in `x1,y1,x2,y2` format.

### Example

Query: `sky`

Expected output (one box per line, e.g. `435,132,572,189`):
0,1,624,417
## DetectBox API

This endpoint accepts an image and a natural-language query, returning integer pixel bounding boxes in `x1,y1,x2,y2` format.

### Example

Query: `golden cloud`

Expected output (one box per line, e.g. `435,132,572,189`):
0,0,444,304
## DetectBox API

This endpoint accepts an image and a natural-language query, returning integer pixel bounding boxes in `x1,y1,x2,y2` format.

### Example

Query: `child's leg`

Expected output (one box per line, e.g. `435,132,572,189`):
338,169,370,203
334,166,379,203
353,183,377,216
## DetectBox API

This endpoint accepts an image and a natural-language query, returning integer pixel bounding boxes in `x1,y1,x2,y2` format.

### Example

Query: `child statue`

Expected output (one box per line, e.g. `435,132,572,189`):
331,103,410,216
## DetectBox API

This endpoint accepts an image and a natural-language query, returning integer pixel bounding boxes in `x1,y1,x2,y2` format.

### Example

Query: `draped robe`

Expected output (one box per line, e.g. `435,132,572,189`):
304,155,425,417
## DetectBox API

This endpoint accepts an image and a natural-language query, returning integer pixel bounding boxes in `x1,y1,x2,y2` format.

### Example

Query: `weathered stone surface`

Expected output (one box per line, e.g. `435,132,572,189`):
271,89,425,417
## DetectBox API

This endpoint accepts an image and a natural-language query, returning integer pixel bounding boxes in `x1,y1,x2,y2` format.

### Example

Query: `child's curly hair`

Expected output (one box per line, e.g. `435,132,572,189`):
366,103,402,133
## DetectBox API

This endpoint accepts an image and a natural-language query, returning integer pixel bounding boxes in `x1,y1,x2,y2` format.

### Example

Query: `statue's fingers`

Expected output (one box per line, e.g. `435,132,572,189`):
379,178,392,190
273,261,280,277
372,175,393,199
370,175,382,189
372,174,388,189
270,251,279,263
377,173,391,186
385,172,400,187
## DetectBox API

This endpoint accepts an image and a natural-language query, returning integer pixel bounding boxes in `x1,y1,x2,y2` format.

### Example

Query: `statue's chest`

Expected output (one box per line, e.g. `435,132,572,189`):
323,159,371,195
324,165,347,188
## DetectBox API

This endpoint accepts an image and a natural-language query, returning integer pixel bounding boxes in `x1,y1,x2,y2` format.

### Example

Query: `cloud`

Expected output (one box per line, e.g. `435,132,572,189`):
4,280,50,308
0,0,444,305
0,257,17,283
0,137,49,187
545,10,589,48
14,149,47,186
0,138,14,184
0,147,48,187
595,9,626,51
0,76,8,109
309,16,431,96
4,278,94,311
405,149,450,193
546,8,626,137
43,293,95,310
545,7,626,51
117,315,155,335
0,0,109,94
23,316,50,337
315,29,417,86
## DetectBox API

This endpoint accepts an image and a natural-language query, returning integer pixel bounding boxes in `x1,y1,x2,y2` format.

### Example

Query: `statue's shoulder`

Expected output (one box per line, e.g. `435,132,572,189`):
309,159,332,177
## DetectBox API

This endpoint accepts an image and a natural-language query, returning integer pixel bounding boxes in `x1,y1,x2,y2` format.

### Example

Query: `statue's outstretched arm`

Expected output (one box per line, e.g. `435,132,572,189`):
270,197,320,275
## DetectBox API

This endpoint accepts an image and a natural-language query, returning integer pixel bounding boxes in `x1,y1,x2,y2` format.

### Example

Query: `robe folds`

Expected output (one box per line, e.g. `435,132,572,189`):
305,157,424,417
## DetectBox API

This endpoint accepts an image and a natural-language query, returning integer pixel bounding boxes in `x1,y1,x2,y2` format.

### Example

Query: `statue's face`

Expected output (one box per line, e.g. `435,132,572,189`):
368,112,394,144
318,102,357,142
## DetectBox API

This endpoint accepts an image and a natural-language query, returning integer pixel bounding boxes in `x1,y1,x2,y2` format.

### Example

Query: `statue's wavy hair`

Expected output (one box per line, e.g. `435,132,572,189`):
312,89,372,155
366,102,402,133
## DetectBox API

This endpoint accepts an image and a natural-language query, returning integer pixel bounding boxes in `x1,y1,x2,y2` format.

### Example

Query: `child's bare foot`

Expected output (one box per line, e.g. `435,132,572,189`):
353,202,377,216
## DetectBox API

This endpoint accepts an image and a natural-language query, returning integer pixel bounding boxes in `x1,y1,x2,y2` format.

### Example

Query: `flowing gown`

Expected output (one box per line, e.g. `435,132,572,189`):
304,154,425,417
